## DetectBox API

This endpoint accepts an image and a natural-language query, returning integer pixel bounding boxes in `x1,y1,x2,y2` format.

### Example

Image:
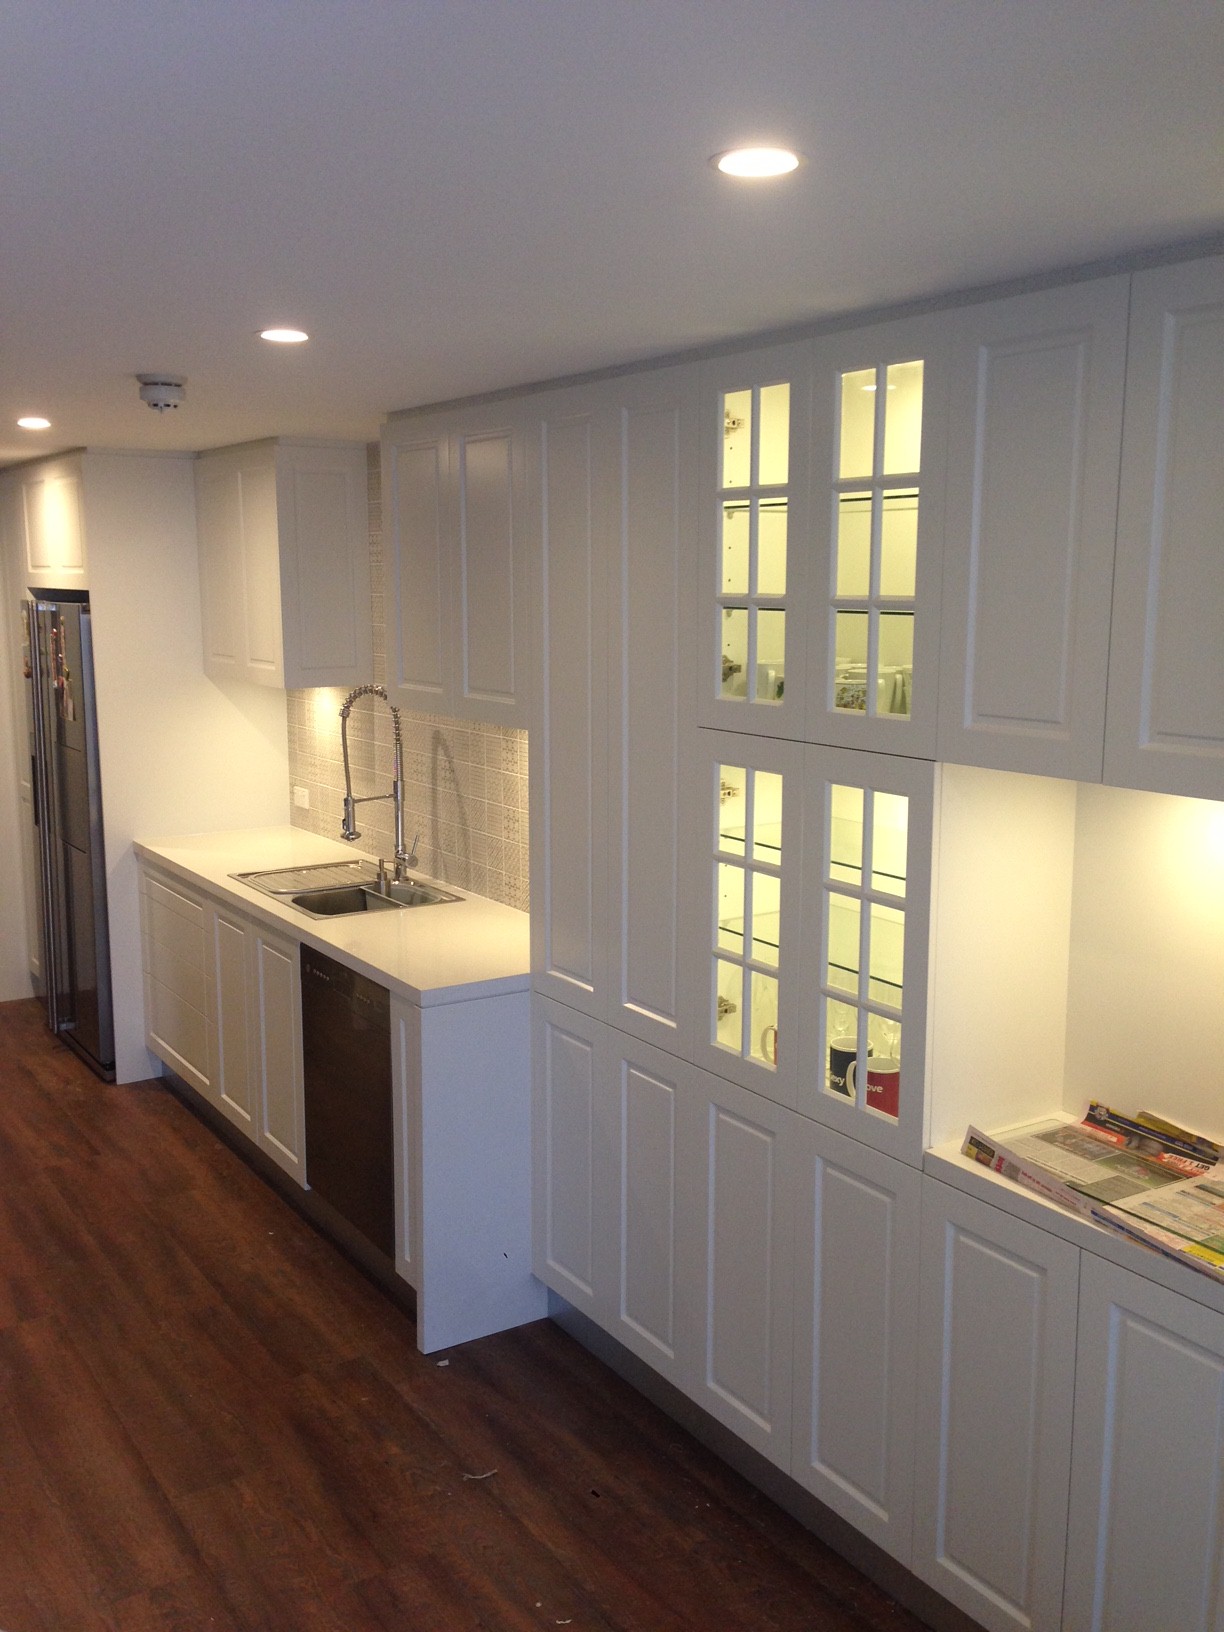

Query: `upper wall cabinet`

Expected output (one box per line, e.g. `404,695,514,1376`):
699,342,812,741
195,439,371,690
528,365,699,1049
382,402,535,727
697,317,947,758
11,454,88,590
805,313,949,759
1105,255,1224,800
938,276,1130,781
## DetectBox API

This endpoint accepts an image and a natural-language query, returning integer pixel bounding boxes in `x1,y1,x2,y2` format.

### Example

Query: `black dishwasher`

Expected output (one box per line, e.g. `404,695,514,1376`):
300,945,395,1261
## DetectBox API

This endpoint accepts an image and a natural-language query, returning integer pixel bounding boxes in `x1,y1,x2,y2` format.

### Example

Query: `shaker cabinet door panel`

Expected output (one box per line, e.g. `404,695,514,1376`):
383,406,535,726
1105,255,1224,800
453,420,533,723
682,1071,795,1469
792,1123,920,1563
914,1180,1078,1632
1066,1255,1224,1632
532,997,609,1318
531,393,609,1017
383,430,452,708
609,366,699,1051
939,277,1129,780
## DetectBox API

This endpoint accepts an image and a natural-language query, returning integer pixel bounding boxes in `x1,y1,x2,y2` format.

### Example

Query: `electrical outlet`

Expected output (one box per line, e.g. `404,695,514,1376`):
293,785,310,809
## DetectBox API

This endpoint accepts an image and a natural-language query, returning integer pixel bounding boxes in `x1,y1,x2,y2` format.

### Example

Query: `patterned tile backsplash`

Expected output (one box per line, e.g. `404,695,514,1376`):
286,445,530,914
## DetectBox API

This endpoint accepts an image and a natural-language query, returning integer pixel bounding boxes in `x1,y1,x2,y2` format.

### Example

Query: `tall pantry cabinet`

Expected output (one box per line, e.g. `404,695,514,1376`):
417,245,1224,1631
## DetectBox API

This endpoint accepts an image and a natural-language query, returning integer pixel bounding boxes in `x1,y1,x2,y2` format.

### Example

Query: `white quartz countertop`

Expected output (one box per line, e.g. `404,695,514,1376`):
134,826,530,1007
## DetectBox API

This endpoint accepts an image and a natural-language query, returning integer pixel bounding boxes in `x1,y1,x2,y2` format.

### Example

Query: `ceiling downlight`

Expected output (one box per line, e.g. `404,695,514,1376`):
713,147,801,179
260,327,310,344
17,416,52,430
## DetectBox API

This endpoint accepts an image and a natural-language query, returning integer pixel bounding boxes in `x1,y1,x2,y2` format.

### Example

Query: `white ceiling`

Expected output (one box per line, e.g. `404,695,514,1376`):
3,0,1223,467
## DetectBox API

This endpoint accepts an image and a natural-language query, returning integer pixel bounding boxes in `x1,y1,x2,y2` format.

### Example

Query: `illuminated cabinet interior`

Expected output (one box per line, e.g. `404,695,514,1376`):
718,380,792,706
927,764,1224,1152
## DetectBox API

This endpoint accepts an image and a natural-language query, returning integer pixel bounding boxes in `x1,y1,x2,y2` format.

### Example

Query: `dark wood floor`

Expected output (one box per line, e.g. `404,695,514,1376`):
0,998,934,1632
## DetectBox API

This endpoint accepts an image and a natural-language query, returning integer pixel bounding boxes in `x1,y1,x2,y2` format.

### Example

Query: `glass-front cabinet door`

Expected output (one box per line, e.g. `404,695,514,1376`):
699,344,811,739
799,745,934,1162
685,730,806,1106
805,315,948,758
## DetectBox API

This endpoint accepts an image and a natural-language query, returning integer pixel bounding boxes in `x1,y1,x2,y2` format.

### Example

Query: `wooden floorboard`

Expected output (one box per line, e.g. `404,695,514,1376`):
0,998,935,1632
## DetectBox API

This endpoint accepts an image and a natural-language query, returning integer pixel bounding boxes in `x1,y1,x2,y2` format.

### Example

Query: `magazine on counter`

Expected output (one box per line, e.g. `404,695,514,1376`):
962,1106,1224,1289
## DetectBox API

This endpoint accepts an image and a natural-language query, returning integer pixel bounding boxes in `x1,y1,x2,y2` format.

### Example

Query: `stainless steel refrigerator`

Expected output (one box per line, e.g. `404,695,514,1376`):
21,592,115,1079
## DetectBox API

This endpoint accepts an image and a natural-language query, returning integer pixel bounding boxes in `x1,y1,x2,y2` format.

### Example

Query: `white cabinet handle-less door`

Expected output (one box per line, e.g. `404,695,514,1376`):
1105,254,1224,801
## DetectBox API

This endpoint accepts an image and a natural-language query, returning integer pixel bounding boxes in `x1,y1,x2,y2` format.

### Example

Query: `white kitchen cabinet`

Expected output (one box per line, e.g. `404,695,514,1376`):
529,365,699,1052
685,1067,796,1470
698,341,813,740
938,277,1130,782
382,402,534,726
791,1121,921,1563
683,728,933,1163
805,312,949,759
914,1178,1079,1632
1065,1253,1224,1632
398,987,544,1353
697,319,946,756
141,863,306,1184
533,995,608,1321
15,455,87,589
533,1000,691,1390
195,438,371,690
1105,255,1224,801
531,387,609,1020
139,867,213,1098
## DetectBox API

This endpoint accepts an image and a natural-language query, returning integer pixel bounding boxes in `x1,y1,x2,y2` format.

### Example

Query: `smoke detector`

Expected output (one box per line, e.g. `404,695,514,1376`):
136,373,186,412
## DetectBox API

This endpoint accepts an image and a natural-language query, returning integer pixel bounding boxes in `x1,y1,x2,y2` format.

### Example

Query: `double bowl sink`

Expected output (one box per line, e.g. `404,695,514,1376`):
231,860,461,918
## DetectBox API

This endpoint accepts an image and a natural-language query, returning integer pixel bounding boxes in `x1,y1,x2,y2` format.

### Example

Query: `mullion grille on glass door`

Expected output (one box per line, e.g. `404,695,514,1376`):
714,763,782,1069
821,781,907,1118
831,360,922,721
718,383,789,706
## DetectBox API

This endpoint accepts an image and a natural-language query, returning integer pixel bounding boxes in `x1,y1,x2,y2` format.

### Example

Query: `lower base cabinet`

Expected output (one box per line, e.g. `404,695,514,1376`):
139,866,304,1184
914,1180,1079,1632
533,996,919,1526
139,861,545,1356
1065,1256,1224,1632
792,1121,921,1564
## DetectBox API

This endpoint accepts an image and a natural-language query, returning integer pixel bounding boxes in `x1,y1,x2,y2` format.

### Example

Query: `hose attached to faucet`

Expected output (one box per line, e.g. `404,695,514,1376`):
339,686,410,872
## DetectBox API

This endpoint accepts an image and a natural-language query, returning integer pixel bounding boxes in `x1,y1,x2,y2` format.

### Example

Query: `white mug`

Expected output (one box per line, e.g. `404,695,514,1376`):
760,1024,778,1065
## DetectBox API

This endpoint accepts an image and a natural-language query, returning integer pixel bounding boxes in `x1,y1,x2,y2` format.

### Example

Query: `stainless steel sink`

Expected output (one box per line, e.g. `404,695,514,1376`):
231,861,461,917
289,885,406,917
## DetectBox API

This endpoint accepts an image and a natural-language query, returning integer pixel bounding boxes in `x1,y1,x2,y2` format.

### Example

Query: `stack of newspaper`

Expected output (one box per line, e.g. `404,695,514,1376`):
963,1104,1224,1287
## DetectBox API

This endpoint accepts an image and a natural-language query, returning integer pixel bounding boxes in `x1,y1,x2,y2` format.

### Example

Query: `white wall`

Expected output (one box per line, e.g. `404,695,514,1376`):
83,451,290,1082
1065,782,1224,1145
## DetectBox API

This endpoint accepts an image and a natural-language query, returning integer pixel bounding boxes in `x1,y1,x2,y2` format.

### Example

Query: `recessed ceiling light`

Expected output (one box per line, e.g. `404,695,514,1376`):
259,327,309,344
713,147,801,179
17,416,51,430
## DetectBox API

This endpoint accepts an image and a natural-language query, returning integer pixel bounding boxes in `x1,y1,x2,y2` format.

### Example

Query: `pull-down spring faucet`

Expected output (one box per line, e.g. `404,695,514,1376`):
339,685,418,879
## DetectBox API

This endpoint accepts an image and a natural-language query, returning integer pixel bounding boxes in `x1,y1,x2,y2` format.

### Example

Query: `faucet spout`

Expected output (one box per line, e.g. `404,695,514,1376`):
338,685,416,874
